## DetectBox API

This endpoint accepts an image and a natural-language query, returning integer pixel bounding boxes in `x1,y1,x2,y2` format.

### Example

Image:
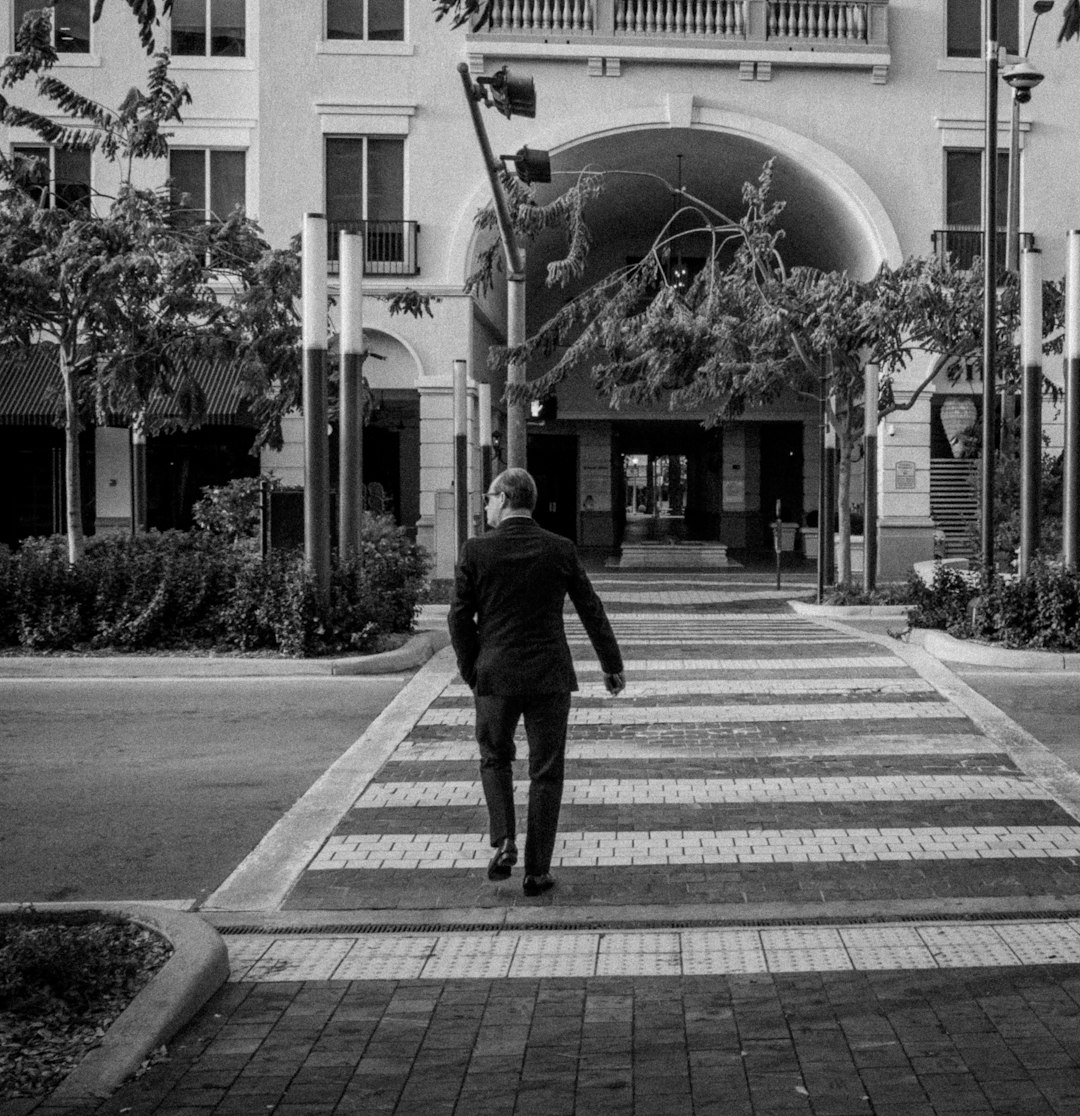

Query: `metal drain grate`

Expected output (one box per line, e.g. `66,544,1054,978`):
214,909,1080,936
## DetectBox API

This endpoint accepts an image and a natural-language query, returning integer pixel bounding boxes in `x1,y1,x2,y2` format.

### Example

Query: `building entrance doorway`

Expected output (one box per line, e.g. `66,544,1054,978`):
613,422,722,545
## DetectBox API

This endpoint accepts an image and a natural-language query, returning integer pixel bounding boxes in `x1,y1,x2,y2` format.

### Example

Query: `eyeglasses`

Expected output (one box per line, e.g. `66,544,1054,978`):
483,491,503,504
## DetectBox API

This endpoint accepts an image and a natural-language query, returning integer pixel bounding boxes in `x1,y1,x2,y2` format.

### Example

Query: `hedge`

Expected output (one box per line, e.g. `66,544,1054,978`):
0,514,429,656
906,560,1080,651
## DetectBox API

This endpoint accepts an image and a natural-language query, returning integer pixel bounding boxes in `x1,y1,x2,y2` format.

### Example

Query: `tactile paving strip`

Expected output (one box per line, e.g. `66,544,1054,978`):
224,919,1080,982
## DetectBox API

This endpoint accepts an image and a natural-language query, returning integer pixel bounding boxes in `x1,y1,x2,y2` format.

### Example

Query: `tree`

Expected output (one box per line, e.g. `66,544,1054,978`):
477,162,1034,581
0,39,302,562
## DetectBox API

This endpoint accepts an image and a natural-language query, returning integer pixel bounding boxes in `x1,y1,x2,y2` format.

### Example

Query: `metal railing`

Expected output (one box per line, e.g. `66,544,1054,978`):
476,0,887,47
931,226,1033,272
327,220,420,276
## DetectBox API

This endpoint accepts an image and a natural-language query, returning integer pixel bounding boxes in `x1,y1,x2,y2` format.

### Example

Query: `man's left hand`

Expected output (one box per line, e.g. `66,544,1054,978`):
604,671,625,696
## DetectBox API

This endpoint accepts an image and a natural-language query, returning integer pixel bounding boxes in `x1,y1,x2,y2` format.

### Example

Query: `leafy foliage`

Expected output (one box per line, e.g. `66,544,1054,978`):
191,475,277,544
972,562,1080,650
905,564,980,636
0,520,430,655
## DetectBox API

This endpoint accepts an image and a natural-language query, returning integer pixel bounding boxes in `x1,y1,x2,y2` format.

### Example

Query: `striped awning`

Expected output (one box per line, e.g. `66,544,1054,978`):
0,346,253,427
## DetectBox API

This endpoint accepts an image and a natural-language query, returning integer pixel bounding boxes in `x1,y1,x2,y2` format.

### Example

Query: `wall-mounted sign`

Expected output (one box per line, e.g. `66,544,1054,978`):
895,460,917,489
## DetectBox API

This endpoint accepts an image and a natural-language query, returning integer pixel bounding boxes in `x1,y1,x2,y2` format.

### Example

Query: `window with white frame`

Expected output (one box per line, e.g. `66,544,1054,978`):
169,149,246,226
946,0,1018,57
13,0,90,52
326,0,404,42
11,144,91,209
171,0,245,56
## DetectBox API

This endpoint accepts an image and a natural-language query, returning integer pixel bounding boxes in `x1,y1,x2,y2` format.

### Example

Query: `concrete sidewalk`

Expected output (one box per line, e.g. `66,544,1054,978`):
28,570,1080,1116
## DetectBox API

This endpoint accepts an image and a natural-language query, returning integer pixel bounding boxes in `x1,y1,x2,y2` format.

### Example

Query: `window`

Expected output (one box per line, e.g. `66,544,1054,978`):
326,136,404,224
947,0,1018,58
12,144,91,209
169,149,246,225
171,0,245,56
945,149,1009,227
13,0,90,52
327,0,404,41
325,136,409,270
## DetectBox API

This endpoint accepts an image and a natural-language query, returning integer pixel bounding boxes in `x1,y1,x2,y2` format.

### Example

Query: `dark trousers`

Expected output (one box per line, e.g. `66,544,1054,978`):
474,691,572,878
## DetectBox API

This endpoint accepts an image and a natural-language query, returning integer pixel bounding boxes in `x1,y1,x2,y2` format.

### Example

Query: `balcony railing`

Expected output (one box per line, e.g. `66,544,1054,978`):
474,0,888,51
327,220,420,276
931,227,1033,272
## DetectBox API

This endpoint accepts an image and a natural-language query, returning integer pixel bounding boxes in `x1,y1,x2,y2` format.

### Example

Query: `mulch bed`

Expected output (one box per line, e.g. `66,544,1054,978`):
0,910,172,1100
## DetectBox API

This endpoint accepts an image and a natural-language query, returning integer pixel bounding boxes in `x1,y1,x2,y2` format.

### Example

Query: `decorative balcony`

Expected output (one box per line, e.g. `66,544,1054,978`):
467,0,890,78
327,220,420,277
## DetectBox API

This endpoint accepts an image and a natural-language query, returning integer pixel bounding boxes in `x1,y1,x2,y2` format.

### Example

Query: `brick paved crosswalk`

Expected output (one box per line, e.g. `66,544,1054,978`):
275,590,1080,920
91,574,1080,1116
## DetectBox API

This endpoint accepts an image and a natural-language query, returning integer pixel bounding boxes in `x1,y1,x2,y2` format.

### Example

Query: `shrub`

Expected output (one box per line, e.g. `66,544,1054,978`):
191,476,276,546
821,581,912,607
2,515,430,656
972,561,1080,650
904,563,980,636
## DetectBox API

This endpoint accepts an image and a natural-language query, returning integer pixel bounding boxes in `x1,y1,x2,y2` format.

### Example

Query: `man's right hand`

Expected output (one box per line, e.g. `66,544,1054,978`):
603,671,625,696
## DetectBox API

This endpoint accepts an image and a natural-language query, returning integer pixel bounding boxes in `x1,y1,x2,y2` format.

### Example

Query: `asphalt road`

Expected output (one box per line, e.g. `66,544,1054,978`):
955,667,1080,772
0,675,409,905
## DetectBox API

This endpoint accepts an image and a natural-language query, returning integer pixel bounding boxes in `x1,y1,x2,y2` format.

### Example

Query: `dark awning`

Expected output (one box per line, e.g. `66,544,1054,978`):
0,346,253,427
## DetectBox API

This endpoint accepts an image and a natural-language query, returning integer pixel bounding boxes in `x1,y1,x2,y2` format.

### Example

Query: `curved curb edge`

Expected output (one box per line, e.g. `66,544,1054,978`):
0,902,229,1107
788,601,911,618
331,629,451,675
0,630,450,679
908,627,1080,671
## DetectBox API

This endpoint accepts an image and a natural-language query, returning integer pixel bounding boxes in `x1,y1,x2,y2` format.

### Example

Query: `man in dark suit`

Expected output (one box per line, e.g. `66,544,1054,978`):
449,467,625,897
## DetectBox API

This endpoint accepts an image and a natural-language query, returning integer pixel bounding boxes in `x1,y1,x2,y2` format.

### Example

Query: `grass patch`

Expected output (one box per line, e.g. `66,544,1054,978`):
0,908,172,1100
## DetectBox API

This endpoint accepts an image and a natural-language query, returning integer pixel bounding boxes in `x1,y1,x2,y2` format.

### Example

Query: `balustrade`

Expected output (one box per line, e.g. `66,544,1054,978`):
475,0,883,45
767,1,866,41
486,0,594,33
614,0,745,37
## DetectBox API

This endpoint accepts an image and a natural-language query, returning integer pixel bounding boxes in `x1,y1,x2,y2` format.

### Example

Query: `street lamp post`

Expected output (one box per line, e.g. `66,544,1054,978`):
457,63,542,471
980,0,1000,578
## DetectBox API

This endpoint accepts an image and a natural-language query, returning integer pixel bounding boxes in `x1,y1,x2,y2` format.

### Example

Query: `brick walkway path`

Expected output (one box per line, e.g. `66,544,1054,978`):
81,572,1080,1116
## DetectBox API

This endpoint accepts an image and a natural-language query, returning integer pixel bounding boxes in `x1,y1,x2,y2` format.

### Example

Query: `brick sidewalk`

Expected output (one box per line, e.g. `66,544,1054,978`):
72,572,1080,1116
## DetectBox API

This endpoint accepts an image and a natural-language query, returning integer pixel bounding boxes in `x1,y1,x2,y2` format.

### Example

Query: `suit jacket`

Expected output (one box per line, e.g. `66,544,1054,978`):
448,516,623,695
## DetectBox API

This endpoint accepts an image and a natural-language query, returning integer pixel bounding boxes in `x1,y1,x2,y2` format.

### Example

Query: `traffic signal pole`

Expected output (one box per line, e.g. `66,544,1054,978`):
458,62,527,469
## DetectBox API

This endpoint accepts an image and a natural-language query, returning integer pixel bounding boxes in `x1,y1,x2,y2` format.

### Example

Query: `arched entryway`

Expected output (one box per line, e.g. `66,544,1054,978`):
503,120,897,554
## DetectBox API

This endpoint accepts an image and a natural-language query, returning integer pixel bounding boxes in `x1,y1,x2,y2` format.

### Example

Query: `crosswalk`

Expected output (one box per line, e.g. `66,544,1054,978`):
263,602,1080,982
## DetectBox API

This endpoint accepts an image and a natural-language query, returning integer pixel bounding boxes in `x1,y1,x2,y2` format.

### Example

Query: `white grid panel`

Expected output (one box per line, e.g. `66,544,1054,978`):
420,932,519,979
225,921,1080,982
916,924,1024,967
333,936,438,980
596,931,682,976
242,937,355,982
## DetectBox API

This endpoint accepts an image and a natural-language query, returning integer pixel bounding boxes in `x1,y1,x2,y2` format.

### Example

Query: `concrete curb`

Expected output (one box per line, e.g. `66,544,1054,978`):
788,601,911,619
200,647,459,912
0,902,228,1109
0,630,447,679
907,627,1080,671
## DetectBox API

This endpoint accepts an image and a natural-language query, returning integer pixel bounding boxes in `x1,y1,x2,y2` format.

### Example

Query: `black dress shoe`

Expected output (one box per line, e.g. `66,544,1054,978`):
487,838,518,881
523,873,555,897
